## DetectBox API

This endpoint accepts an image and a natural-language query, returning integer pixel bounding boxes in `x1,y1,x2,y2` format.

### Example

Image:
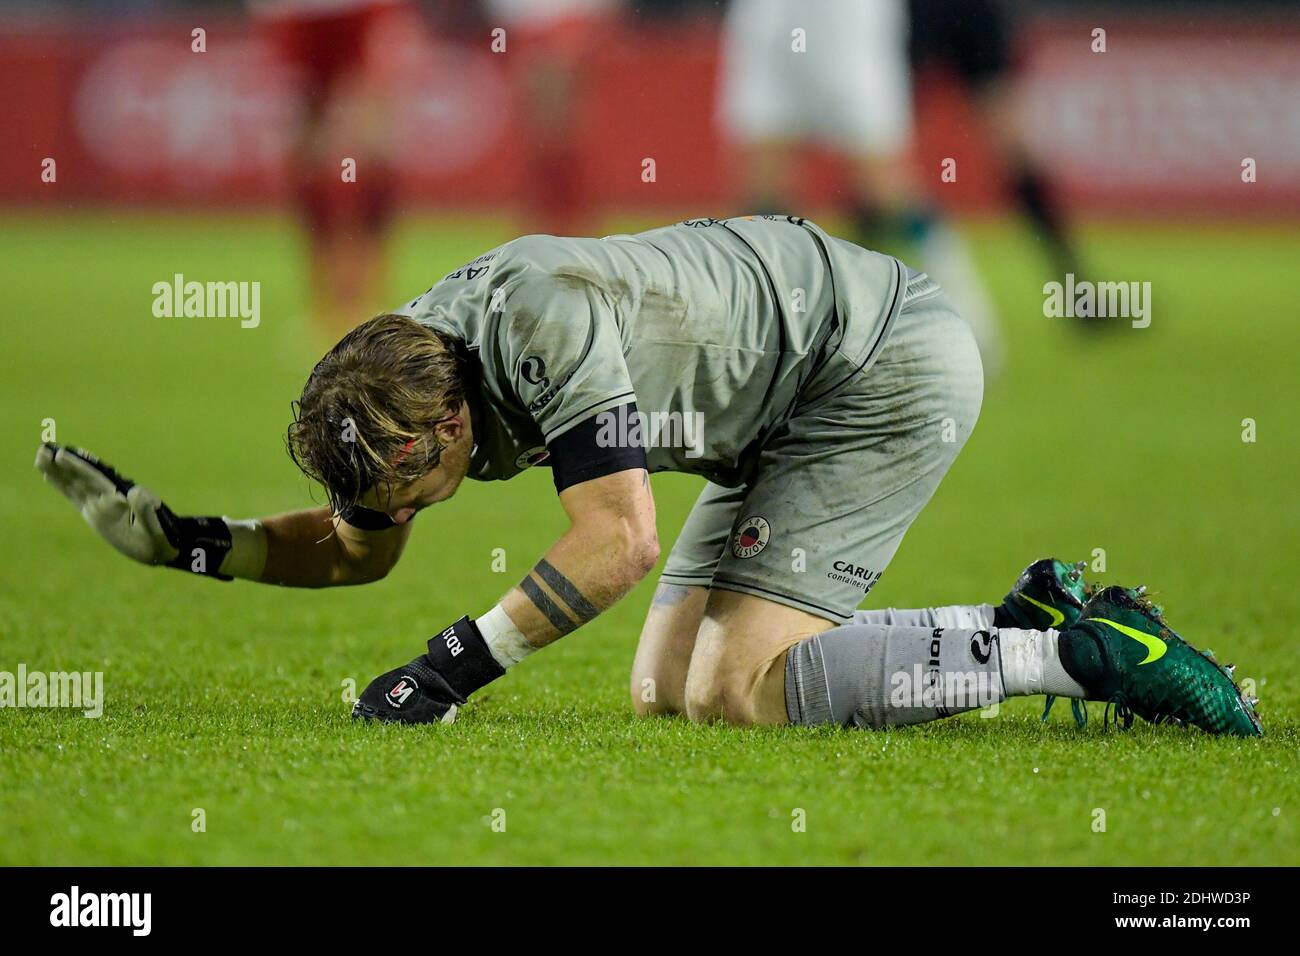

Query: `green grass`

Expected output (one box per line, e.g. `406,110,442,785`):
1,211,1297,865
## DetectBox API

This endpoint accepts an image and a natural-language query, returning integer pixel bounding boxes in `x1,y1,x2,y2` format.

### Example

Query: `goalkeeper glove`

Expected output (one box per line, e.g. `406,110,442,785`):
35,443,266,581
352,617,506,724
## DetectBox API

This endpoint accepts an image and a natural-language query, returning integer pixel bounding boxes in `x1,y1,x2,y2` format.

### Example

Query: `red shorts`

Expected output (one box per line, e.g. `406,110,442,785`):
261,1,406,99
511,13,615,70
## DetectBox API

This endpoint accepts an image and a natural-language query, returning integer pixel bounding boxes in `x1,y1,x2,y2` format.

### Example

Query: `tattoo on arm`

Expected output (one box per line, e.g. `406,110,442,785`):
520,575,578,635
652,583,691,607
534,558,600,621
517,558,603,636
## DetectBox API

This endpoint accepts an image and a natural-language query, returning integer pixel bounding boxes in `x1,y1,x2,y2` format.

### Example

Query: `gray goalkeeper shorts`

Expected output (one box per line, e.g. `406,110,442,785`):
658,285,984,622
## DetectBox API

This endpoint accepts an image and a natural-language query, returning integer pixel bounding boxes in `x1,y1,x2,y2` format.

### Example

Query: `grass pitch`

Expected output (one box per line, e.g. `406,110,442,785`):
0,211,1296,866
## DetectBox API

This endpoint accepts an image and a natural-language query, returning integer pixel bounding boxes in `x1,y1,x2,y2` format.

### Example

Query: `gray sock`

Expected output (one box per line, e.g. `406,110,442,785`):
785,623,1006,729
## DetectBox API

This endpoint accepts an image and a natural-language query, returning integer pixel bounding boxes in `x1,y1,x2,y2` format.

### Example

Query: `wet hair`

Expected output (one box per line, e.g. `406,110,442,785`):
286,313,467,516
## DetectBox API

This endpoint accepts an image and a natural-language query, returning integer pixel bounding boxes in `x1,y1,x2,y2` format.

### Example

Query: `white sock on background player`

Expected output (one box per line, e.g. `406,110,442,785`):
917,222,1004,376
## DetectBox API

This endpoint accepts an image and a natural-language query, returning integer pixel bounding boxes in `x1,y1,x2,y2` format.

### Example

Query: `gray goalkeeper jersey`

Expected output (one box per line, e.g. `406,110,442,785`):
397,216,931,488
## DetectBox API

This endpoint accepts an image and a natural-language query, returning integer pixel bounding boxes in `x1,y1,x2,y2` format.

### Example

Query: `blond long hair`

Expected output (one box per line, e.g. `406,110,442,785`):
287,314,467,515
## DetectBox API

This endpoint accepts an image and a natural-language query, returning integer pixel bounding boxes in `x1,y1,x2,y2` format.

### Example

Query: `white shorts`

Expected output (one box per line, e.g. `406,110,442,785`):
718,0,914,155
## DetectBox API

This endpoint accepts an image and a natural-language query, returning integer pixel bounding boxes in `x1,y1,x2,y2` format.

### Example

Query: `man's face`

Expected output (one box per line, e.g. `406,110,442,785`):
357,406,472,524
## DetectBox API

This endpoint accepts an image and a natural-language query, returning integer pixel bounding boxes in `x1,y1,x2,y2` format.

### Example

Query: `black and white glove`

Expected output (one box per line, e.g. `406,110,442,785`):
35,443,265,581
352,617,506,725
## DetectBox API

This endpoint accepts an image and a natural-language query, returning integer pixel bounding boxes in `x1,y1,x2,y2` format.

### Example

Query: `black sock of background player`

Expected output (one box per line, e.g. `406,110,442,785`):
1011,167,1079,277
849,199,885,238
849,201,922,259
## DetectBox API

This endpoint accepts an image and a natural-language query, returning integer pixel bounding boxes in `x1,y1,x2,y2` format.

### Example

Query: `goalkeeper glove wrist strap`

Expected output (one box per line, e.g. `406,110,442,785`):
426,616,506,701
156,507,267,582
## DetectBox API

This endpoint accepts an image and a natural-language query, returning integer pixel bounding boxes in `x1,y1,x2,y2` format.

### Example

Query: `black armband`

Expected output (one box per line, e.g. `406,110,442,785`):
155,506,233,581
425,616,505,700
547,402,649,493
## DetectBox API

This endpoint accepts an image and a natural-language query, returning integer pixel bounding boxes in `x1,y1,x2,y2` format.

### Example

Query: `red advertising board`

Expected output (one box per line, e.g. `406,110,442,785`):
2,14,1297,215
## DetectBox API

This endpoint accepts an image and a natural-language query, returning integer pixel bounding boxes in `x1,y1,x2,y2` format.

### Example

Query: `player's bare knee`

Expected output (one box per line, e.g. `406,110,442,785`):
682,649,722,722
683,673,724,724
685,592,825,726
685,674,761,726
683,652,764,726
630,583,705,718
630,665,678,717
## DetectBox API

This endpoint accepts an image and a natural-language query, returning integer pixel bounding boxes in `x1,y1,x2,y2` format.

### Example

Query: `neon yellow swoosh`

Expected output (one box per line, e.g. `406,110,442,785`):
1017,591,1065,628
1088,617,1167,665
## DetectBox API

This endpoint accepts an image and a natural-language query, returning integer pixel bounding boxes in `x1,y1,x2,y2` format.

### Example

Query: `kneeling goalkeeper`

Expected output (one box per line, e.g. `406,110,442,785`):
38,216,1261,736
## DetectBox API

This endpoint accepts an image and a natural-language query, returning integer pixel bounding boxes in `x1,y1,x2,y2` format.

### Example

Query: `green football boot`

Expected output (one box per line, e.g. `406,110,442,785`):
997,558,1089,630
1054,585,1262,736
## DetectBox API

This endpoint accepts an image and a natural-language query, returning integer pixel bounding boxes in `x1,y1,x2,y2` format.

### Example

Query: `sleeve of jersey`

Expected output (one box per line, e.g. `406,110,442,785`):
498,278,639,445
497,279,645,492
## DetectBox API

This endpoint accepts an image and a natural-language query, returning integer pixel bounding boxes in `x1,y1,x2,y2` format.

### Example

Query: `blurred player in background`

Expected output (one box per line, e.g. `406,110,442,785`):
718,0,1002,372
910,0,1083,283
253,0,413,337
483,0,622,236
